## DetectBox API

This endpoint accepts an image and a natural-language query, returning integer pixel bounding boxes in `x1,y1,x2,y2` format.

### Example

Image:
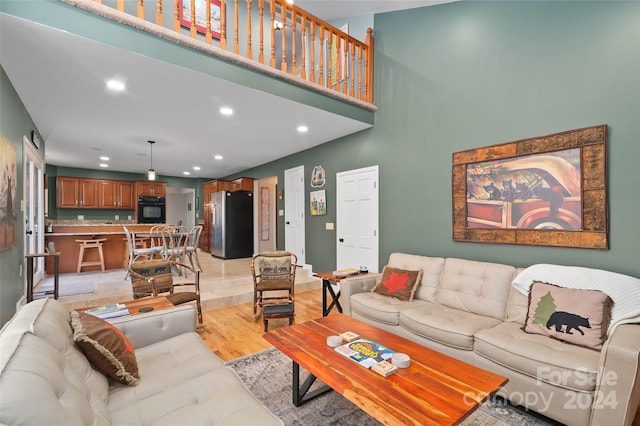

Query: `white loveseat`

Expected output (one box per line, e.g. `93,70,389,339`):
340,253,640,426
0,298,282,425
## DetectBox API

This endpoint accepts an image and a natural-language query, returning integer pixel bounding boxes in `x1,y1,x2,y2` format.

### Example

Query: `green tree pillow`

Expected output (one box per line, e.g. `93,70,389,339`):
523,281,613,351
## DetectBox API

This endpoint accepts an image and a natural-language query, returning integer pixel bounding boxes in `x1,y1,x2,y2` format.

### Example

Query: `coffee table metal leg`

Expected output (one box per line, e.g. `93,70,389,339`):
292,361,331,406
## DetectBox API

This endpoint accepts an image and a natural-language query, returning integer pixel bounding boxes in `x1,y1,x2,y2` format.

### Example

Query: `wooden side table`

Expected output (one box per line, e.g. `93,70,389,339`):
313,271,368,317
26,252,59,303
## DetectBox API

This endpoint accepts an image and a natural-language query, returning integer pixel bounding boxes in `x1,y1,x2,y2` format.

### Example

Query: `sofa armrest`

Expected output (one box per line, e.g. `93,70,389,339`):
110,305,197,349
339,273,381,316
591,323,640,426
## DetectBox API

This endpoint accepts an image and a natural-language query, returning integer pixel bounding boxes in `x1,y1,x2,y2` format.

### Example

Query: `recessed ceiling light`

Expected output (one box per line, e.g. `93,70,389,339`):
286,0,294,4
183,171,191,176
106,79,125,92
220,107,233,116
100,156,109,161
297,125,308,133
214,155,223,160
193,166,201,171
99,163,108,168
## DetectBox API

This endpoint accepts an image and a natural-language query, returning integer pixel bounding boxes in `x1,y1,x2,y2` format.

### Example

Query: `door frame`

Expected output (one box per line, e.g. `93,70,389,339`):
22,136,45,288
284,165,306,266
336,165,379,273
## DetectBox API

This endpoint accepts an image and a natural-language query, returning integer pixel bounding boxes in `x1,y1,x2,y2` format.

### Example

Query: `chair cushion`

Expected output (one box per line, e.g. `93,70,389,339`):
523,281,613,351
400,302,501,350
166,292,198,305
371,266,423,301
130,260,173,296
71,311,140,385
474,321,599,392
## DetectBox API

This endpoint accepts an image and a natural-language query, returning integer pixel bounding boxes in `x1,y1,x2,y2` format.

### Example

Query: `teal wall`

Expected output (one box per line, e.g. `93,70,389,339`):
236,1,640,277
0,66,42,325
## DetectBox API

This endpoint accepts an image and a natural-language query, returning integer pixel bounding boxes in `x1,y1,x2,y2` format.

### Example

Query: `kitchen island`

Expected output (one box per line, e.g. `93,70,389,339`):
45,223,157,274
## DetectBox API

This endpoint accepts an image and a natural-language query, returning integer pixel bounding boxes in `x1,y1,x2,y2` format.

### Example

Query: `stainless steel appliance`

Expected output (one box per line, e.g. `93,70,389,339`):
210,190,253,259
137,196,166,223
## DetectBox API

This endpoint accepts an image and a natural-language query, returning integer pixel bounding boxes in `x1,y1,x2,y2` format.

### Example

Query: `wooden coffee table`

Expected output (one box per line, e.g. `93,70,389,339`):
263,314,508,425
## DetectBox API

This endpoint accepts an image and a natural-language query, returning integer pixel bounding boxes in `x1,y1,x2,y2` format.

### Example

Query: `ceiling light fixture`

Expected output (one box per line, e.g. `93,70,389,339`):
99,163,108,168
297,125,308,133
273,20,284,31
183,171,191,176
193,166,201,171
106,79,125,92
147,140,156,181
214,155,223,160
220,107,233,116
100,156,109,161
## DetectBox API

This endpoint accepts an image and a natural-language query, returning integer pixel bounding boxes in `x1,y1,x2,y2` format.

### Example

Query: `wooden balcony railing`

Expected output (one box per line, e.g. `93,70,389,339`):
67,0,374,106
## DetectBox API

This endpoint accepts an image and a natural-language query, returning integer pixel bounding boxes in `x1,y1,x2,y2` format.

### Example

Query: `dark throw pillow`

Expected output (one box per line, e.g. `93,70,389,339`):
523,281,613,351
371,266,423,301
71,311,140,385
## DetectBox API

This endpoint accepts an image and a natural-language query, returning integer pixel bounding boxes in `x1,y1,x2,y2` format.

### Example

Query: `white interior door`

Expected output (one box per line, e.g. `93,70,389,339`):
23,136,45,285
336,165,379,273
284,166,305,265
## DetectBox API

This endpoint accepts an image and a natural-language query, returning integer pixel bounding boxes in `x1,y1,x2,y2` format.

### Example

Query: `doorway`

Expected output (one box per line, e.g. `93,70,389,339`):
166,187,196,229
336,165,379,273
23,136,45,287
284,166,305,266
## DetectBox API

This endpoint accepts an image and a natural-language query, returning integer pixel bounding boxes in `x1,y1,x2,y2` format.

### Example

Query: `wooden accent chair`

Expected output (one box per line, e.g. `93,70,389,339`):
251,251,297,320
129,259,203,324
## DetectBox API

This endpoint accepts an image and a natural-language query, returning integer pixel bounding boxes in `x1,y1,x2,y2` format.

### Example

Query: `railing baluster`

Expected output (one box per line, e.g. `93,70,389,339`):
205,0,212,43
291,9,296,76
300,18,306,80
350,43,355,98
309,20,315,83
173,0,180,32
246,0,252,59
258,0,264,64
280,5,286,72
365,28,373,103
358,46,363,101
116,0,123,11
155,0,161,25
234,0,239,54
220,0,227,49
342,35,348,94
319,26,325,87
269,0,276,68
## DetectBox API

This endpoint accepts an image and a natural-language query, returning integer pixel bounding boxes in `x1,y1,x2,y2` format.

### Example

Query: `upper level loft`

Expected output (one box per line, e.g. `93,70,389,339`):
1,0,376,178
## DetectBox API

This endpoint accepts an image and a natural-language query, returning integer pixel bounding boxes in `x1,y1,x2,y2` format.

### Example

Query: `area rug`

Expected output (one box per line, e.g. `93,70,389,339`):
227,348,558,426
34,280,94,298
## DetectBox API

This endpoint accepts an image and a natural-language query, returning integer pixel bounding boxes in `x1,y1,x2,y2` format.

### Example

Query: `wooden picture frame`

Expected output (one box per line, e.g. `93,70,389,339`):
178,0,221,39
452,125,608,249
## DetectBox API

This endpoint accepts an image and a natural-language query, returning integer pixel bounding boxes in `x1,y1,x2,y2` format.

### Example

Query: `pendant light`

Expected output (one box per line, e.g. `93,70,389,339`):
147,140,156,181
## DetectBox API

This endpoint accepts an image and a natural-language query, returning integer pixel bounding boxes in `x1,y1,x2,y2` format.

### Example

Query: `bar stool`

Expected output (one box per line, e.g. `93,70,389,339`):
76,238,107,274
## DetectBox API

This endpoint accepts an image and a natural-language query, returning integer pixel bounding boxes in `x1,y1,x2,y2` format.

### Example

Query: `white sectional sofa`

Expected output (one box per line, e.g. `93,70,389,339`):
0,298,282,426
340,253,640,426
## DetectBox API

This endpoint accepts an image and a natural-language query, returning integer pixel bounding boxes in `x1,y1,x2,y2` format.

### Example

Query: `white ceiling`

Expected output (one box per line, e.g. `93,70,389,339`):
1,1,452,180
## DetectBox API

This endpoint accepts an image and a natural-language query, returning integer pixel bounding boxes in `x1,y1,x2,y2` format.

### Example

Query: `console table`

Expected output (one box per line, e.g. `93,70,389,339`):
26,252,60,303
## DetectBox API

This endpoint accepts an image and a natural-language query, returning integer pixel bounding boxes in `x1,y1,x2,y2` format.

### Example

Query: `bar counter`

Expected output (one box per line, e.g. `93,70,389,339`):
45,224,156,274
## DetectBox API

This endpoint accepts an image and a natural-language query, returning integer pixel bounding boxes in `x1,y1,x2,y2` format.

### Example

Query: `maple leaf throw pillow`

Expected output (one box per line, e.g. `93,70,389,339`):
372,266,423,301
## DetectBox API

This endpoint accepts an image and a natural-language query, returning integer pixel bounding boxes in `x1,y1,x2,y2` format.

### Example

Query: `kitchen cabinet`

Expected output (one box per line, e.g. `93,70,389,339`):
98,180,134,209
136,181,166,197
229,177,254,192
57,177,99,208
57,177,134,209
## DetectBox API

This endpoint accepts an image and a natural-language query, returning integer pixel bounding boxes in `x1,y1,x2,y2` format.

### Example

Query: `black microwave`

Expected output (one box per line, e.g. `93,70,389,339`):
137,196,166,223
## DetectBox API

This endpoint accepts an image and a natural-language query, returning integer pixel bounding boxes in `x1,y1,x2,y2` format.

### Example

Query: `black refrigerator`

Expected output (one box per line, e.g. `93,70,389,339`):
210,190,254,259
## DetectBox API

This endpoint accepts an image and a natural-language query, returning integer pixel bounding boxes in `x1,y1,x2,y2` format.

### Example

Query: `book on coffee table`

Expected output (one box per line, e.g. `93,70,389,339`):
86,303,130,319
335,338,394,369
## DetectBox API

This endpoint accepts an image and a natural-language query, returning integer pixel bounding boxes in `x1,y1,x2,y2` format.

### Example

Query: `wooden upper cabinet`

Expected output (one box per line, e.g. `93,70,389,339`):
58,177,136,209
136,181,166,197
57,177,80,208
117,181,135,209
79,179,99,208
229,177,254,192
98,180,117,208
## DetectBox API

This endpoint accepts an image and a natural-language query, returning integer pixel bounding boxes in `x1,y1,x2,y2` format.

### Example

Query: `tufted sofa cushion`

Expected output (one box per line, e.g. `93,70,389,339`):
0,298,111,425
436,258,516,320
387,253,445,302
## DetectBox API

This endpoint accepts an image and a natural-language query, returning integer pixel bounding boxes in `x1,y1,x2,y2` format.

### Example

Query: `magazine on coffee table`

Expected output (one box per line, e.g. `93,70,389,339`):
334,338,394,368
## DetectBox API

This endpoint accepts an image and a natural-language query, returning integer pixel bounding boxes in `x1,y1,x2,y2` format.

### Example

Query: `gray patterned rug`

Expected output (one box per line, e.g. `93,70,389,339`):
226,348,559,425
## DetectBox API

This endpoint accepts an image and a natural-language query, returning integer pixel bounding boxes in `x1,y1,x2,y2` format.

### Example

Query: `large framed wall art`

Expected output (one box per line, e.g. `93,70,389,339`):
452,125,608,249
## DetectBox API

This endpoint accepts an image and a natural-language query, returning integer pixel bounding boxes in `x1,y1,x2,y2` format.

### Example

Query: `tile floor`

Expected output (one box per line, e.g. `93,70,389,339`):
36,250,321,311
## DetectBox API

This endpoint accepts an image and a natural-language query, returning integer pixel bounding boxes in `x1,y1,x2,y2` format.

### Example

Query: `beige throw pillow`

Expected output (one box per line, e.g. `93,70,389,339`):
523,281,613,351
